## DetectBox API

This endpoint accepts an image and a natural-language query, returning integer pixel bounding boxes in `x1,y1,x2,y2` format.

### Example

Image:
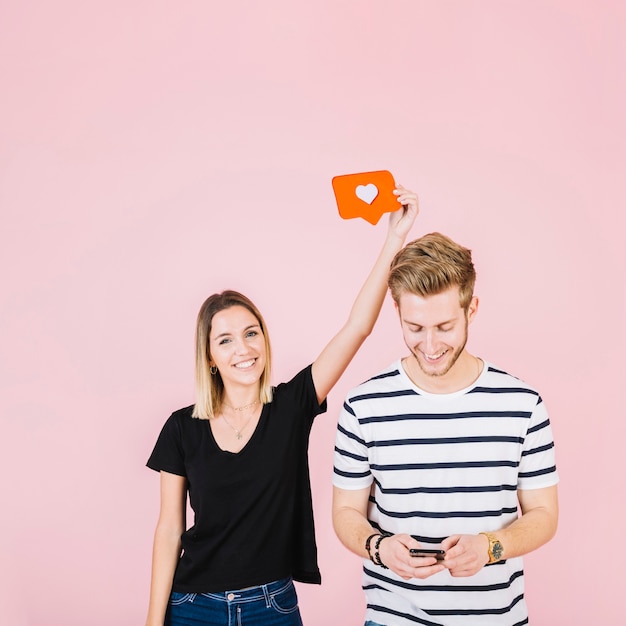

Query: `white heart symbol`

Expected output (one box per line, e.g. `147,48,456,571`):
355,183,379,205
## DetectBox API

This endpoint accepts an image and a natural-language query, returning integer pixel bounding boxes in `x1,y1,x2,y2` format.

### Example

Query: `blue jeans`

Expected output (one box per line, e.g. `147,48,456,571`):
365,622,385,626
166,578,303,626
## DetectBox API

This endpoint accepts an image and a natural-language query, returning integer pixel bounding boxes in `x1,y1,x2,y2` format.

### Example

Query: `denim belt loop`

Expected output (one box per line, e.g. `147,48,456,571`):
262,583,271,608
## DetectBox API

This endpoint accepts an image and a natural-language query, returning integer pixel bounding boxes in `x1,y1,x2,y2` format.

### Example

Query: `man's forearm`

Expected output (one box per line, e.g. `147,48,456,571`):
333,504,377,559
491,485,559,561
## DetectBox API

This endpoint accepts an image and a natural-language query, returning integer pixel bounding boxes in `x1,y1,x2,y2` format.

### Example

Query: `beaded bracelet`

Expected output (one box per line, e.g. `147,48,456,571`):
373,532,391,569
365,533,381,564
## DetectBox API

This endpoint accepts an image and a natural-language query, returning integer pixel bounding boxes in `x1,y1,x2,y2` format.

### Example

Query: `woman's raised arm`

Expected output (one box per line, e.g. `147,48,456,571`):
311,185,418,403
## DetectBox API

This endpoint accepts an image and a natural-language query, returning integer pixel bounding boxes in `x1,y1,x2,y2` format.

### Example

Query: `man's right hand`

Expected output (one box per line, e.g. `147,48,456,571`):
378,534,447,580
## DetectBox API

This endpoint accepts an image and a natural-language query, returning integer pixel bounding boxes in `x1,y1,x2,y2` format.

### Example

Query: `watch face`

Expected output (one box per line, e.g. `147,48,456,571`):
492,541,504,561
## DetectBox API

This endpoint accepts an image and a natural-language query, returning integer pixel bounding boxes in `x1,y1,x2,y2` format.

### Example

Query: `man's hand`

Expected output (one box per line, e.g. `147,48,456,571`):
441,534,489,577
378,534,446,580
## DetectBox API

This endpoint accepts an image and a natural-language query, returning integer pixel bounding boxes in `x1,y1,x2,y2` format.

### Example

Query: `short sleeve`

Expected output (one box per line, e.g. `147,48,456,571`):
146,412,187,476
273,364,327,423
332,397,373,490
518,395,559,490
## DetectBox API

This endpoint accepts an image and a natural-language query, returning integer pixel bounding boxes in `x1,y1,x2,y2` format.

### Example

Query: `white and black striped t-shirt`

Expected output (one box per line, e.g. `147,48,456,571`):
333,360,558,626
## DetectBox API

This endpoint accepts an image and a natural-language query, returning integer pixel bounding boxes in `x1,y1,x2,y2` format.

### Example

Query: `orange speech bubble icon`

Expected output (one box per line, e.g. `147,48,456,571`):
332,170,397,225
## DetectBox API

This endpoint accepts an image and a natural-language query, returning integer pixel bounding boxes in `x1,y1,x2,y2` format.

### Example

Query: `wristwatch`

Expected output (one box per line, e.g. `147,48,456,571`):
480,532,504,563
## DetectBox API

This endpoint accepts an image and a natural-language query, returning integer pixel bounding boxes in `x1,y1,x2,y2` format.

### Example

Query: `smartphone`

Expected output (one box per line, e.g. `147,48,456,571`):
409,548,446,560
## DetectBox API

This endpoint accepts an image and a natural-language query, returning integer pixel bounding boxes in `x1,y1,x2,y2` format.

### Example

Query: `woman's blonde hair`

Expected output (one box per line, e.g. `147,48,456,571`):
192,290,273,420
388,232,476,310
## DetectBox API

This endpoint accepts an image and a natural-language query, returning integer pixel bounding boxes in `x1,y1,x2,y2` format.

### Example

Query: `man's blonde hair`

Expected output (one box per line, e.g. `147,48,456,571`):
388,232,476,310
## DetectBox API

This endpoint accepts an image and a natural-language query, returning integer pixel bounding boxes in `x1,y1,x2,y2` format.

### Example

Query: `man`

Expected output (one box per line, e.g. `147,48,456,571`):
332,232,558,626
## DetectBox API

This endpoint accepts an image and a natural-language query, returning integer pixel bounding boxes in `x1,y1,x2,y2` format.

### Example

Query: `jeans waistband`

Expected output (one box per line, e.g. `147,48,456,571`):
201,577,292,604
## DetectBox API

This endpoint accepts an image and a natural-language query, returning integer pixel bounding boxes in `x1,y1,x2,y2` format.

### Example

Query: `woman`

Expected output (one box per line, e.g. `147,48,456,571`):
146,185,419,626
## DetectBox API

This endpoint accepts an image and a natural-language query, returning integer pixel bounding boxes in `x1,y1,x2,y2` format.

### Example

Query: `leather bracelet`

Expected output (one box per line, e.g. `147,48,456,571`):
373,533,391,569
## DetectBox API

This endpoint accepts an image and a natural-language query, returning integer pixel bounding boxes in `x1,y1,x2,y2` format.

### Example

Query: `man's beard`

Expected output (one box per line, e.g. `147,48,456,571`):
411,321,468,378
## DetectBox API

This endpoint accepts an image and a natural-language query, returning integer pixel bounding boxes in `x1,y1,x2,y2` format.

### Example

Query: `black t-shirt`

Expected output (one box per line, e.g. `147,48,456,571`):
147,365,327,592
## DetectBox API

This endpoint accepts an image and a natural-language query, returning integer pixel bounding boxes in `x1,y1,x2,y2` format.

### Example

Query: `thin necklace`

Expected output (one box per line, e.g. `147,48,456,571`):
475,356,482,381
221,414,254,440
222,399,259,412
220,400,259,440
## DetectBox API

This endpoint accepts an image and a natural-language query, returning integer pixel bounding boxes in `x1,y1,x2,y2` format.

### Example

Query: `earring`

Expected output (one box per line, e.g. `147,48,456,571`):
210,365,218,375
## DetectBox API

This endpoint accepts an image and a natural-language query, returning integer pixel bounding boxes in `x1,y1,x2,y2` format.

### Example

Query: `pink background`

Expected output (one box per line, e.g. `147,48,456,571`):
1,1,624,624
